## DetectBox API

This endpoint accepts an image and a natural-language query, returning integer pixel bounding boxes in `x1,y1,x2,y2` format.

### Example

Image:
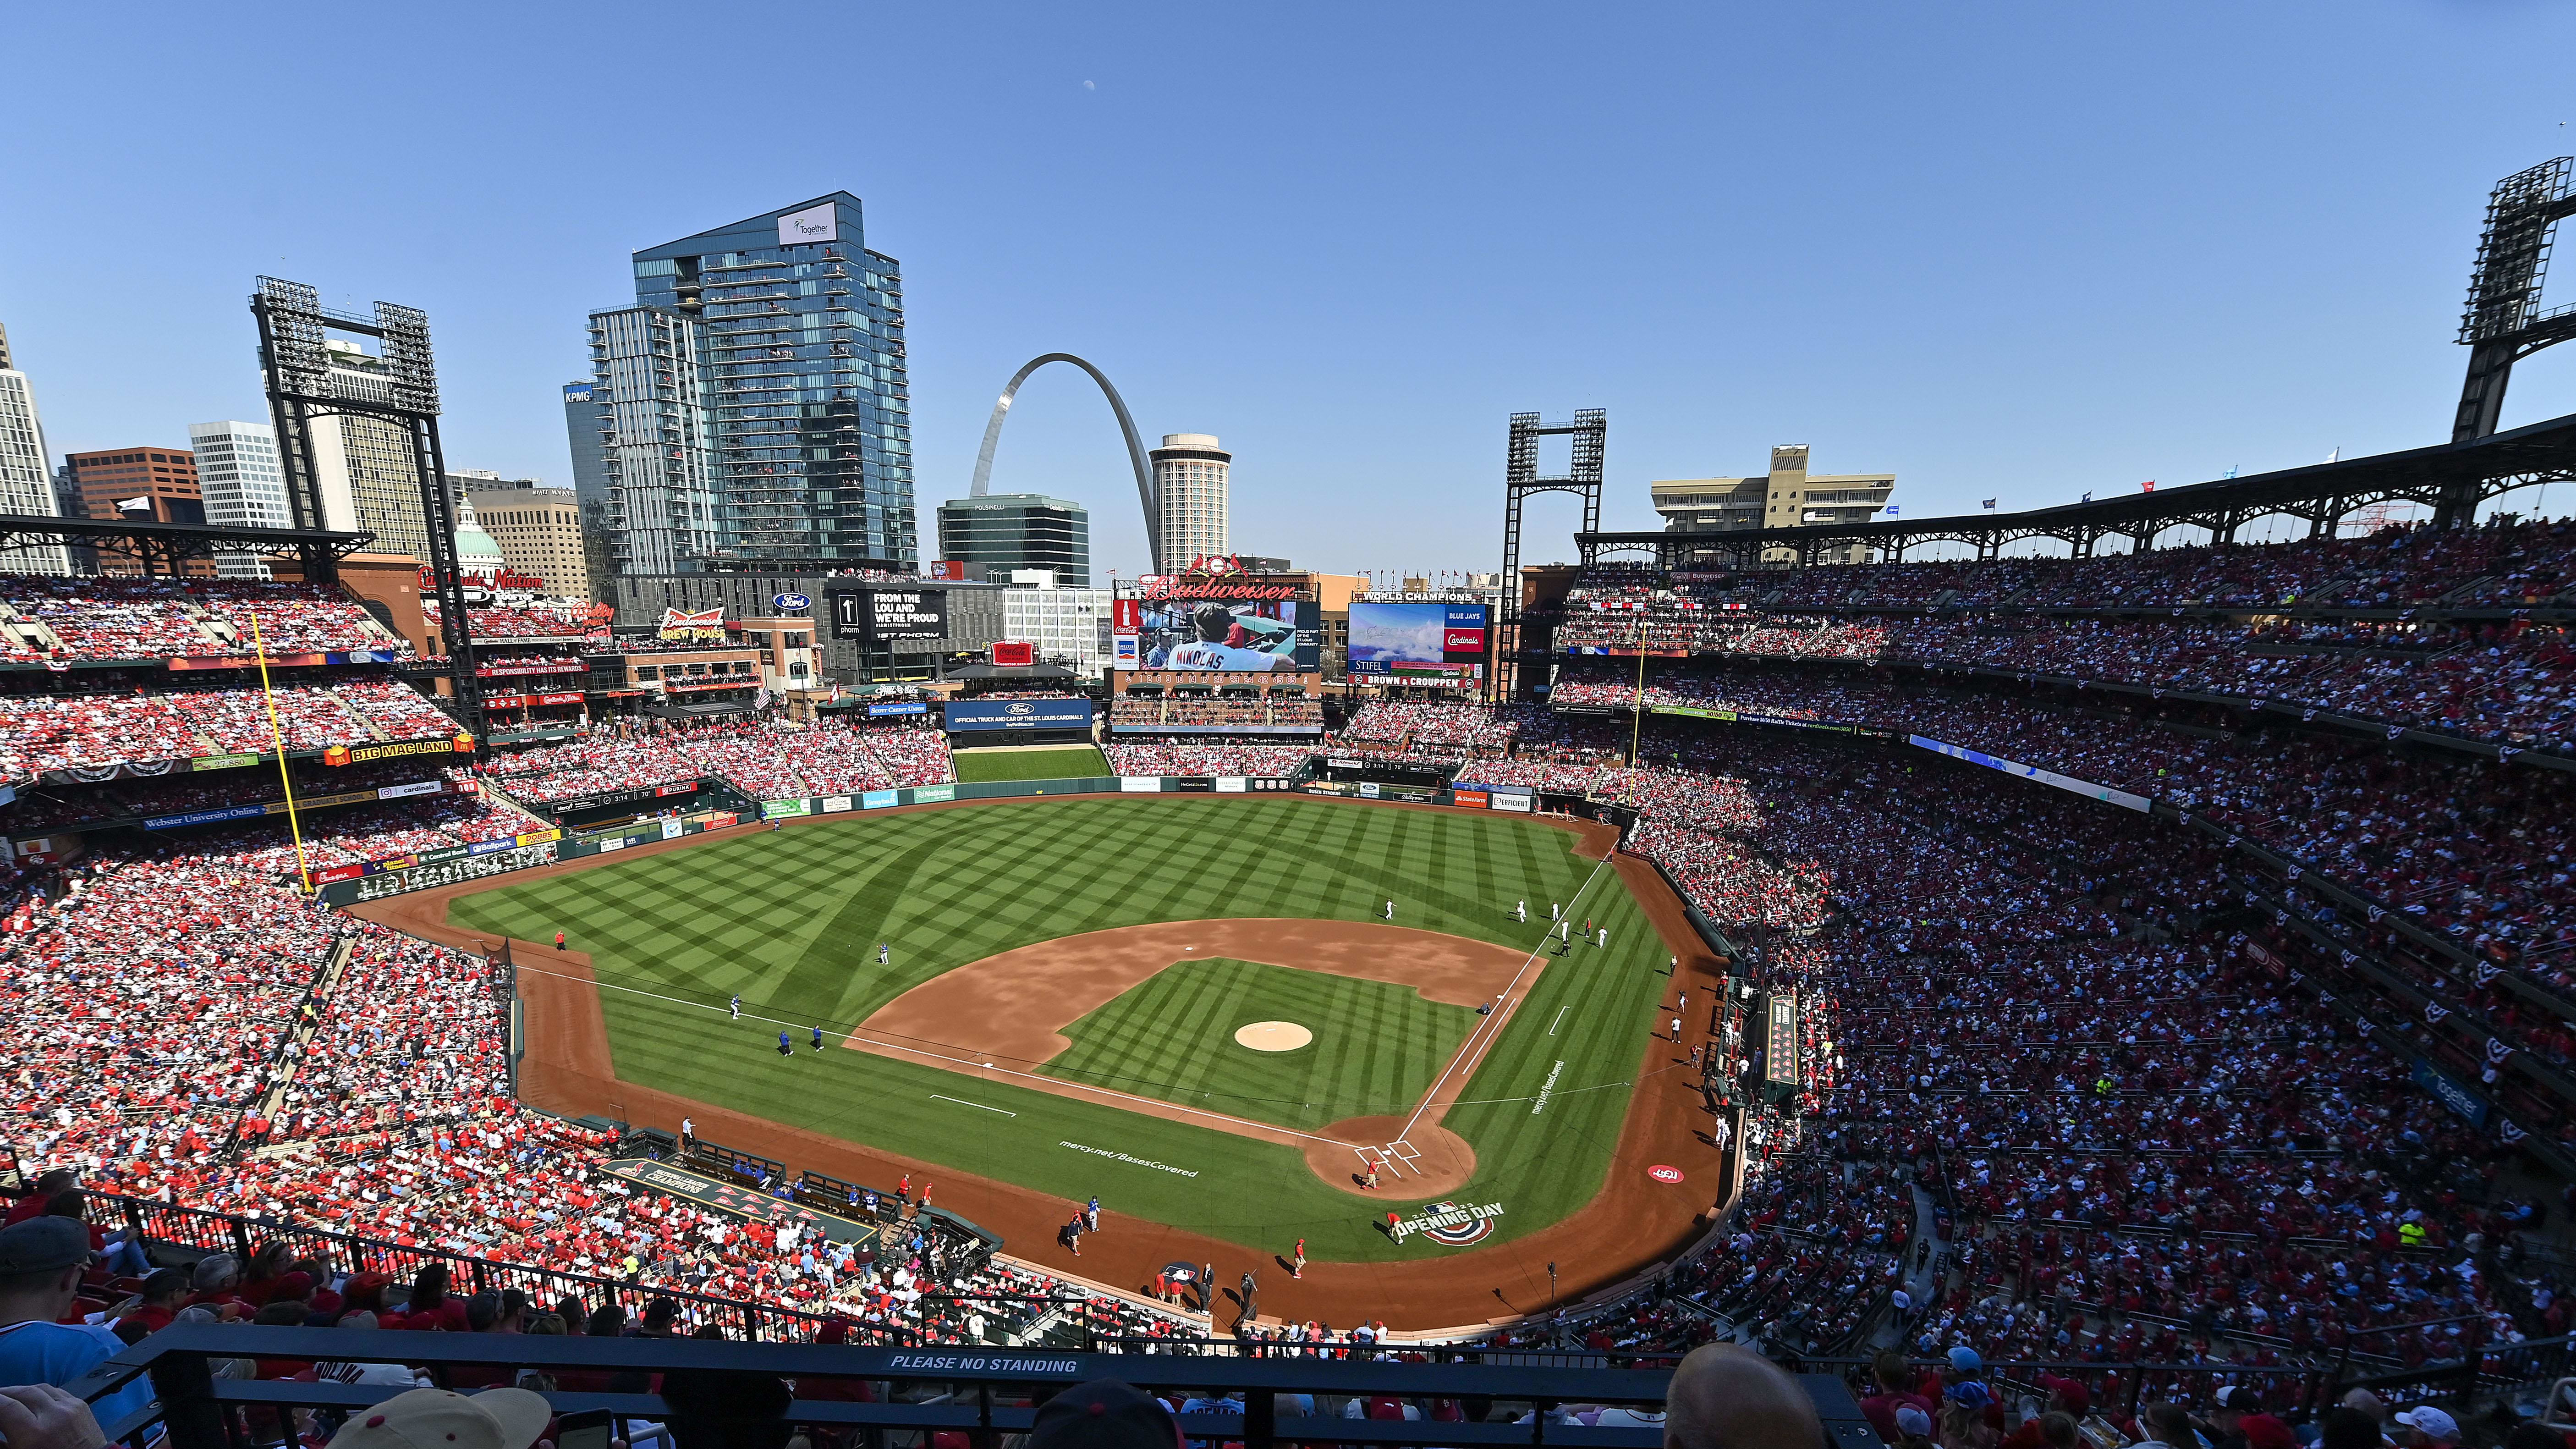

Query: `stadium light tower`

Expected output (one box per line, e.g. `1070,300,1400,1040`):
2447,159,2576,520
1493,409,1605,704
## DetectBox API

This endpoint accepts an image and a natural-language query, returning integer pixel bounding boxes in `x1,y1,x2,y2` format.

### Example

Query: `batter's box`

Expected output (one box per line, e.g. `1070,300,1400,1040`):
1358,1140,1425,1178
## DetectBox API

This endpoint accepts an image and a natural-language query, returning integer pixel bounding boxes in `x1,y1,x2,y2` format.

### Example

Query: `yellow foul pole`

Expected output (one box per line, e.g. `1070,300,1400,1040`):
249,607,315,893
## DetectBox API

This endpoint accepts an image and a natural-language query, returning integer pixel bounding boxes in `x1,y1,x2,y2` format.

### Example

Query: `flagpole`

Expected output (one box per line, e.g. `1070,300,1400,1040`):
249,606,316,894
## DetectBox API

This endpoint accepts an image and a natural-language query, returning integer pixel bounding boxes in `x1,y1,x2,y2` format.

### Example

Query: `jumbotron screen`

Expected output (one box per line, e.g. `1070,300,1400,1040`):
1347,601,1488,685
1132,599,1317,672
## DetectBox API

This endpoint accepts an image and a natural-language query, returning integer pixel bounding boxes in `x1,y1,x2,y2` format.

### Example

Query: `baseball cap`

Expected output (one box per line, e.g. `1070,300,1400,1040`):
324,1388,552,1449
1030,1379,1184,1449
1947,1382,1993,1410
2214,1387,2257,1410
1947,1346,1983,1373
1895,1406,1935,1438
2039,1376,2092,1413
2394,1408,2460,1443
0,1217,88,1275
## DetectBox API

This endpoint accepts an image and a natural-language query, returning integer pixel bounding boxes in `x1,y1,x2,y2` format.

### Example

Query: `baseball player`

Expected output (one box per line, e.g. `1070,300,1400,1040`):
1669,1015,1683,1041
1383,899,1394,920
1598,927,1608,948
898,1173,912,1203
1549,902,1560,921
554,931,566,951
1086,1195,1101,1232
1291,1238,1307,1278
730,994,742,1021
1560,920,1572,942
680,1116,694,1149
878,942,890,966
777,1030,794,1057
1515,900,1527,923
1165,602,1293,671
1363,1161,1381,1190
811,1024,824,1051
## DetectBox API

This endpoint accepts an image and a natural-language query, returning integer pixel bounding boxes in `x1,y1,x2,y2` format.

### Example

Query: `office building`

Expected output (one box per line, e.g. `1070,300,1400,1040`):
300,340,434,561
468,486,590,599
189,421,291,578
937,493,1091,586
1649,445,1894,565
1150,433,1229,573
0,325,69,575
443,468,544,510
560,381,618,603
583,193,916,575
66,446,203,525
1002,576,1113,675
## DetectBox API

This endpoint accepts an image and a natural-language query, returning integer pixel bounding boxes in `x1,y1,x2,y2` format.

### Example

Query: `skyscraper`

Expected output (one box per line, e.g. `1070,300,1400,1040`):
1150,433,1230,572
937,493,1091,586
188,421,291,578
560,381,618,601
65,445,202,523
302,340,433,561
0,324,70,575
583,193,915,575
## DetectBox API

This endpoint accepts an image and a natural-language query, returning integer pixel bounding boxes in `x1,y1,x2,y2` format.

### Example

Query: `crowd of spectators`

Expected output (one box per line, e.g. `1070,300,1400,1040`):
1100,741,1316,776
424,600,610,641
0,677,463,779
1,579,410,662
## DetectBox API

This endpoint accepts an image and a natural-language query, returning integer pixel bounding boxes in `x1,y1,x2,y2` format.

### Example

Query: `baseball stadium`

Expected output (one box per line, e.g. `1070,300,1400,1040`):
12,152,2576,1449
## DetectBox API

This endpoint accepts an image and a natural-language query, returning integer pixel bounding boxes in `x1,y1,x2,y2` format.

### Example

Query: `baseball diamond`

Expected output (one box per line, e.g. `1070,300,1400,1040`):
363,791,1725,1324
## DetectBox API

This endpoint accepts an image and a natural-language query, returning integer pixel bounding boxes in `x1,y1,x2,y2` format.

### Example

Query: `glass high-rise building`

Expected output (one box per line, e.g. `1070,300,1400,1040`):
0,323,70,575
189,420,290,578
937,493,1091,586
585,193,915,575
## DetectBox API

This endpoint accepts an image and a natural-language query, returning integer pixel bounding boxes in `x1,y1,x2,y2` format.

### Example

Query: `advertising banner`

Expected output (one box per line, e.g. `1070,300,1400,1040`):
657,607,727,643
866,700,929,717
861,789,899,810
1112,599,1142,632
2412,1059,2491,1126
1112,635,1139,668
835,589,948,642
1451,789,1490,809
313,863,366,884
343,841,560,903
1491,791,1533,813
1907,735,2151,813
1215,777,1248,793
1348,602,1490,682
992,641,1035,667
944,698,1096,733
762,799,812,819
909,784,956,804
820,795,854,814
143,804,268,830
1120,777,1163,793
191,753,261,771
1127,598,1314,672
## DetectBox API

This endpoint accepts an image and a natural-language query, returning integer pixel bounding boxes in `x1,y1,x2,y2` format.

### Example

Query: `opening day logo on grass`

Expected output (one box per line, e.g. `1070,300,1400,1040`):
1388,1201,1506,1246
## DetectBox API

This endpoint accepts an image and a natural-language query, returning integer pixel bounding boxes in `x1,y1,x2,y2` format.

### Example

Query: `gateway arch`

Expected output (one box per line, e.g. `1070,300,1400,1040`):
967,353,1161,567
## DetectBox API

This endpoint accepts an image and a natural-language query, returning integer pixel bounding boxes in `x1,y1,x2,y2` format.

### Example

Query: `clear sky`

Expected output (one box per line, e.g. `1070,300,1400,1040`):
5,2,2574,578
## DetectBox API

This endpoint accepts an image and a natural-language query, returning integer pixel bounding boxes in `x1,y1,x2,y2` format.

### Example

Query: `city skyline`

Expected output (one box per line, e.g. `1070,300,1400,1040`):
6,5,2576,580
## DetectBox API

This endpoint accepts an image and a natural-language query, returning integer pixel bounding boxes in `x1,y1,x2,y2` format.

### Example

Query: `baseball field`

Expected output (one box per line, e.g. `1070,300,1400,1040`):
428,795,1699,1278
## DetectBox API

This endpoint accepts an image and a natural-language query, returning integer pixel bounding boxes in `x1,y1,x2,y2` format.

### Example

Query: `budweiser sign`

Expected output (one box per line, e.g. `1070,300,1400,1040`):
657,607,727,643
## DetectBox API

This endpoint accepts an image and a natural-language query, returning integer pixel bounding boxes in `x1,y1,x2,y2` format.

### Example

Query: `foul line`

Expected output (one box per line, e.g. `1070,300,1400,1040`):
1396,850,1615,1142
508,960,1361,1148
930,1094,1016,1117
1548,1006,1569,1036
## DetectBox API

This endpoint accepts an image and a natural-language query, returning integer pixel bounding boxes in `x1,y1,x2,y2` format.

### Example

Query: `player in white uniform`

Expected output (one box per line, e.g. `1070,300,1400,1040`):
1515,900,1526,923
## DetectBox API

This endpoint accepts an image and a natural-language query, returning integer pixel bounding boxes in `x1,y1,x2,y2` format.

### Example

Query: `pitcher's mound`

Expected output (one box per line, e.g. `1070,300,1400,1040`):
1304,1117,1476,1198
1234,1020,1313,1052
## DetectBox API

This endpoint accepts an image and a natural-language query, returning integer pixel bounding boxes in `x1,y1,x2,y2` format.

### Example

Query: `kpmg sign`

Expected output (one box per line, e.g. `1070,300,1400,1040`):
945,698,1096,733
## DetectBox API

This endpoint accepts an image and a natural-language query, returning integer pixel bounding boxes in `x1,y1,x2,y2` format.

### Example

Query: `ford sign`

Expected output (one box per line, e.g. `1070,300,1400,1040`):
773,592,812,612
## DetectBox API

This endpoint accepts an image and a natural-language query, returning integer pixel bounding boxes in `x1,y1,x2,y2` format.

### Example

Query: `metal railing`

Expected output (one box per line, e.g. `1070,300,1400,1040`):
71,1327,1683,1449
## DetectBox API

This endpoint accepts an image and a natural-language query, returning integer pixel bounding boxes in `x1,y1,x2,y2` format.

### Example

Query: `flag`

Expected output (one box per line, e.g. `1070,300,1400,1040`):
2141,480,2156,493
2325,447,2340,463
2223,466,2237,479
2081,492,2092,503
1981,499,1997,510
117,496,150,512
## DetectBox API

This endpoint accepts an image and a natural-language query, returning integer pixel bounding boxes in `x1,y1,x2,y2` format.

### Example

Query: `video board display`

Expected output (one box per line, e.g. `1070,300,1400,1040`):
945,698,1096,733
1347,602,1488,685
832,589,948,643
1127,599,1315,672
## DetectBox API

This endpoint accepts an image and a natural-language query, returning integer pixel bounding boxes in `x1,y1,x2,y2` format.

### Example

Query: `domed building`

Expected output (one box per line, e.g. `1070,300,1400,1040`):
451,495,507,584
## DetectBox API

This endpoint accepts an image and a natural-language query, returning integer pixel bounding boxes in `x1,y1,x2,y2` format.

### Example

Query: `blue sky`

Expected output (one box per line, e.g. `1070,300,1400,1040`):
5,2,2573,578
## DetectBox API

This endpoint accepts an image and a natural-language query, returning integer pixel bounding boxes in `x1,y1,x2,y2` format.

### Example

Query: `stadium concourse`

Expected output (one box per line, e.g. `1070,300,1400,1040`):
0,525,2571,1401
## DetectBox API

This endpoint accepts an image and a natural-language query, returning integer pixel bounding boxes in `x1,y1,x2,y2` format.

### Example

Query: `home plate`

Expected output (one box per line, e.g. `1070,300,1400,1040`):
1235,1020,1313,1052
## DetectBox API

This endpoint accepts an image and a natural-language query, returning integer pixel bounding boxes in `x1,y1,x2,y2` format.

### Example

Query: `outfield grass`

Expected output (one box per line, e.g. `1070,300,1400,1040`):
952,745,1111,782
450,796,1671,1260
1043,958,1477,1131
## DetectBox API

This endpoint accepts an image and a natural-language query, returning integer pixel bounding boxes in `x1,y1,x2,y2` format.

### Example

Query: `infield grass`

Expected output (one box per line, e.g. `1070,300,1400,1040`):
450,796,1675,1261
1043,958,1477,1132
952,745,1111,782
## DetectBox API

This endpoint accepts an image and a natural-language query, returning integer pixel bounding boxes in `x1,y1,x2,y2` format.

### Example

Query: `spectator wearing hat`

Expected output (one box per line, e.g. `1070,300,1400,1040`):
324,1386,552,1449
2317,1409,2387,1449
1893,1406,1937,1449
0,1218,157,1429
1862,1350,1937,1444
2393,1408,2460,1449
2133,1403,2197,1449
1028,1378,1185,1449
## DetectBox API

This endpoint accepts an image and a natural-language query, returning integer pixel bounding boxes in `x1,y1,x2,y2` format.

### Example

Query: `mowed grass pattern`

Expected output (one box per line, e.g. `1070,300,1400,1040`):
450,797,1675,1259
1044,958,1476,1131
952,746,1110,782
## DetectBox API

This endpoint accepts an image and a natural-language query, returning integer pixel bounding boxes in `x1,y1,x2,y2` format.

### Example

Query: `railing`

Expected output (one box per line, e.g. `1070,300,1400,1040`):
73,1327,1683,1449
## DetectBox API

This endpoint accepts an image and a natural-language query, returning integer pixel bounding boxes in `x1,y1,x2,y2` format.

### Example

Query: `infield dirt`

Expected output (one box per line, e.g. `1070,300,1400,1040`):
354,792,1738,1332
